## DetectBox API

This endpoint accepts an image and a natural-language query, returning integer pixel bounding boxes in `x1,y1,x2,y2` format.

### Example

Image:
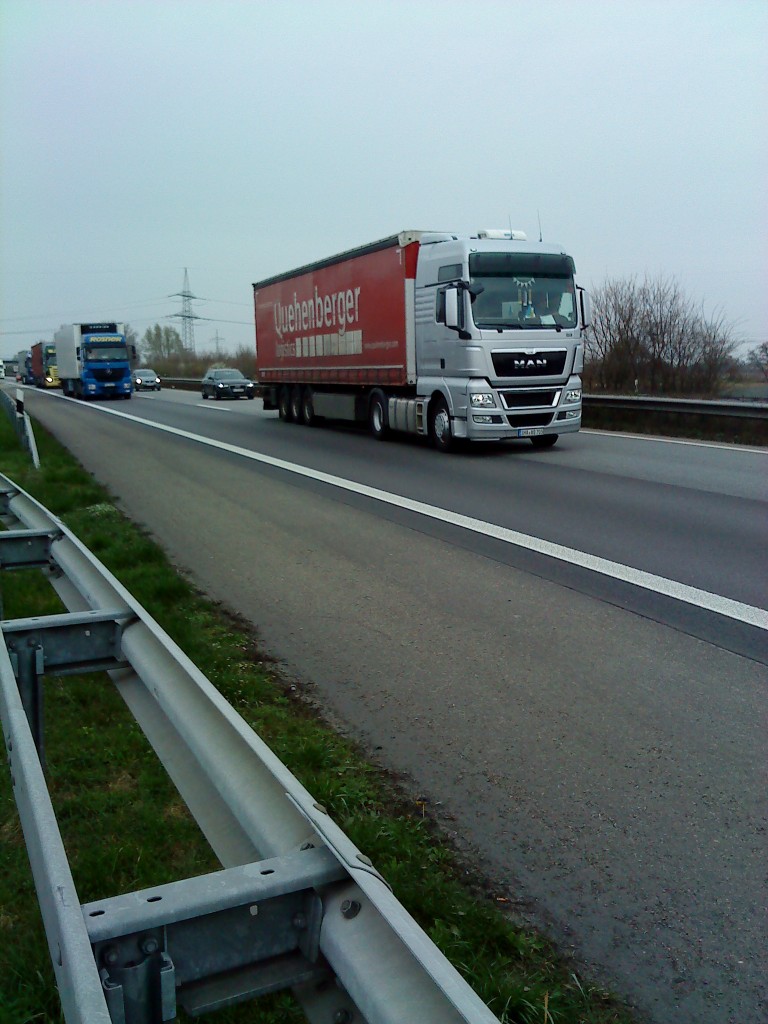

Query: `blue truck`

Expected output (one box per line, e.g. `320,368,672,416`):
54,323,134,400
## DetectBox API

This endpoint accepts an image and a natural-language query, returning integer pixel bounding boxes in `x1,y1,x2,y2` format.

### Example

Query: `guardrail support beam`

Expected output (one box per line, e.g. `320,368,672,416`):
0,529,58,570
1,609,132,765
84,846,346,1021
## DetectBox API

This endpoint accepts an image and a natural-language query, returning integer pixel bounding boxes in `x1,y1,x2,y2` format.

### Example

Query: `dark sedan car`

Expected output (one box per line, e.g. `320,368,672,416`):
133,368,161,391
201,367,257,400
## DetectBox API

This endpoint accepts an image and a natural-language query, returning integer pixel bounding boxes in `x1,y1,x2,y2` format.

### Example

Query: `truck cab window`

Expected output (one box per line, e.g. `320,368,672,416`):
438,264,462,282
469,253,577,330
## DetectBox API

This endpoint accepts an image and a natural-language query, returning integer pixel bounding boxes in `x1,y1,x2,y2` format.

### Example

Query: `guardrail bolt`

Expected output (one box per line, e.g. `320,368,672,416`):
102,946,119,967
333,1010,353,1024
340,899,361,920
140,936,159,955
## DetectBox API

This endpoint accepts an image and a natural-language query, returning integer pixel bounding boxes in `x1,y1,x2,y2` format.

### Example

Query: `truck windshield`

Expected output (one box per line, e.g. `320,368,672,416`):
84,345,128,361
469,252,577,330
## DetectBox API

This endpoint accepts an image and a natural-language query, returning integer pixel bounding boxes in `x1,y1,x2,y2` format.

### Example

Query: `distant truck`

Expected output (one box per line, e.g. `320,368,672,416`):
55,323,134,400
31,341,60,388
253,229,590,450
16,349,34,385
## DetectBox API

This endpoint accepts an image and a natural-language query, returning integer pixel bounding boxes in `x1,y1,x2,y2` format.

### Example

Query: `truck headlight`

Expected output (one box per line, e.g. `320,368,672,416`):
470,393,495,407
565,388,582,403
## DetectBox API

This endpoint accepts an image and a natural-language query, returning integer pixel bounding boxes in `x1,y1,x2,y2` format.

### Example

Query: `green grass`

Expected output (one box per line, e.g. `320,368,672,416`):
0,410,636,1024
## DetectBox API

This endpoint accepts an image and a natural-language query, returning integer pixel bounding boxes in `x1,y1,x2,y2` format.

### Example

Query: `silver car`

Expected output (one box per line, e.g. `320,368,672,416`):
133,368,161,391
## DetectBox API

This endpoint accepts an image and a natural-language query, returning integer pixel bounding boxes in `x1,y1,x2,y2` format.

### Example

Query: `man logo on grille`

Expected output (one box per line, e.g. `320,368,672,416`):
513,357,548,369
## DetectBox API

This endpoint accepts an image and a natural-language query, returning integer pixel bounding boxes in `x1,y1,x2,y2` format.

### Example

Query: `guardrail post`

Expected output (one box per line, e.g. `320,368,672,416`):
7,637,46,767
99,946,176,1024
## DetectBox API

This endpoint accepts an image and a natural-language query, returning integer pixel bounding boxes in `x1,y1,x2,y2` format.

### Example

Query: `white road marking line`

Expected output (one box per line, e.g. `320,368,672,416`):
580,428,768,454
32,395,768,631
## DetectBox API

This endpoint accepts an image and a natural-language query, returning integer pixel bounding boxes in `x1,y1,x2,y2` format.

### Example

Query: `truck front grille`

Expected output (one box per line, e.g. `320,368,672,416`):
500,389,560,408
492,349,567,378
92,369,128,382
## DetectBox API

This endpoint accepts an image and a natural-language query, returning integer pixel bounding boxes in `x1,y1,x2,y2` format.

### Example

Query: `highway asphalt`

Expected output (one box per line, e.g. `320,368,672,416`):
12,385,768,1024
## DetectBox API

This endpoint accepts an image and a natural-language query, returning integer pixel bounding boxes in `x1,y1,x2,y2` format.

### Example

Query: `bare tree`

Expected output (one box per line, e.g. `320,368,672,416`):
748,341,768,383
586,274,736,396
586,277,644,391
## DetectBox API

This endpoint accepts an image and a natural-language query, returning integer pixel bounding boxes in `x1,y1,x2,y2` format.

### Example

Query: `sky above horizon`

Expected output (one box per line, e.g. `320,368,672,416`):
1,0,766,359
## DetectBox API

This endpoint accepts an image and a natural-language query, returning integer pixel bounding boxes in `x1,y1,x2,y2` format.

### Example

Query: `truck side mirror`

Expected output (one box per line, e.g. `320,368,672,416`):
579,288,592,328
444,288,460,329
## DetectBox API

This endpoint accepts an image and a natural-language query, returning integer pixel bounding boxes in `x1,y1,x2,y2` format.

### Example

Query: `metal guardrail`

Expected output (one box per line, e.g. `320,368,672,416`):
0,472,500,1024
0,388,40,468
583,393,768,420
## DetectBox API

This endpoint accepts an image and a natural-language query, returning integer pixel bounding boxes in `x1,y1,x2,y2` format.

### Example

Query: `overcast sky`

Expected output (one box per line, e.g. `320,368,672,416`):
1,0,766,359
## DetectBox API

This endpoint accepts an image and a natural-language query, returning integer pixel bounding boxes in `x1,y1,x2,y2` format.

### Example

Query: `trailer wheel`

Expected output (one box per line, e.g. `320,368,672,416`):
530,434,558,449
369,390,389,441
290,386,303,422
429,396,454,452
278,386,292,421
301,388,316,426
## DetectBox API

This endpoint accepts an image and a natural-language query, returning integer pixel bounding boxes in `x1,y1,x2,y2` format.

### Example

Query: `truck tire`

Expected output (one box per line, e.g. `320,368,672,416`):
301,388,316,426
278,386,292,421
429,396,454,453
369,390,389,441
289,386,303,422
530,434,558,449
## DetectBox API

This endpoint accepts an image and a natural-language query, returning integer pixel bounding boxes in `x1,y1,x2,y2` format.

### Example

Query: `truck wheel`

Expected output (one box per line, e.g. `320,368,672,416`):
290,386,303,422
278,386,292,421
429,396,454,452
301,388,316,425
530,434,558,449
369,390,389,441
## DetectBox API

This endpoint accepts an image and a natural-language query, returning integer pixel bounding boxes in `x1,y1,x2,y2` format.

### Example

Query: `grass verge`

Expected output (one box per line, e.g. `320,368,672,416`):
0,409,636,1024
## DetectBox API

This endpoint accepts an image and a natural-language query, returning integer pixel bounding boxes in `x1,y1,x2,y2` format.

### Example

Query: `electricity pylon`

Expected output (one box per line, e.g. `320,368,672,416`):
170,268,202,353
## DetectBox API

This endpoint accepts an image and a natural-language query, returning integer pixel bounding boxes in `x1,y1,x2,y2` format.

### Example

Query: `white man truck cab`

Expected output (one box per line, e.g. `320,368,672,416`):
421,230,588,449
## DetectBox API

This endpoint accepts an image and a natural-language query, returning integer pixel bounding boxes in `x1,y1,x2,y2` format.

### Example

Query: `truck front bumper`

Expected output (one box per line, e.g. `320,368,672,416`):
458,376,582,441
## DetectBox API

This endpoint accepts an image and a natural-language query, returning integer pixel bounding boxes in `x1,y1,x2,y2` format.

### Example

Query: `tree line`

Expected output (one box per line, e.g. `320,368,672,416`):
126,324,256,379
584,275,746,396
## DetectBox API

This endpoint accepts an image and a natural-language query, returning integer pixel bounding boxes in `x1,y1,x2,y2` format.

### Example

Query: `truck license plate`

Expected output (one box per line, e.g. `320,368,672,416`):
518,427,544,437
